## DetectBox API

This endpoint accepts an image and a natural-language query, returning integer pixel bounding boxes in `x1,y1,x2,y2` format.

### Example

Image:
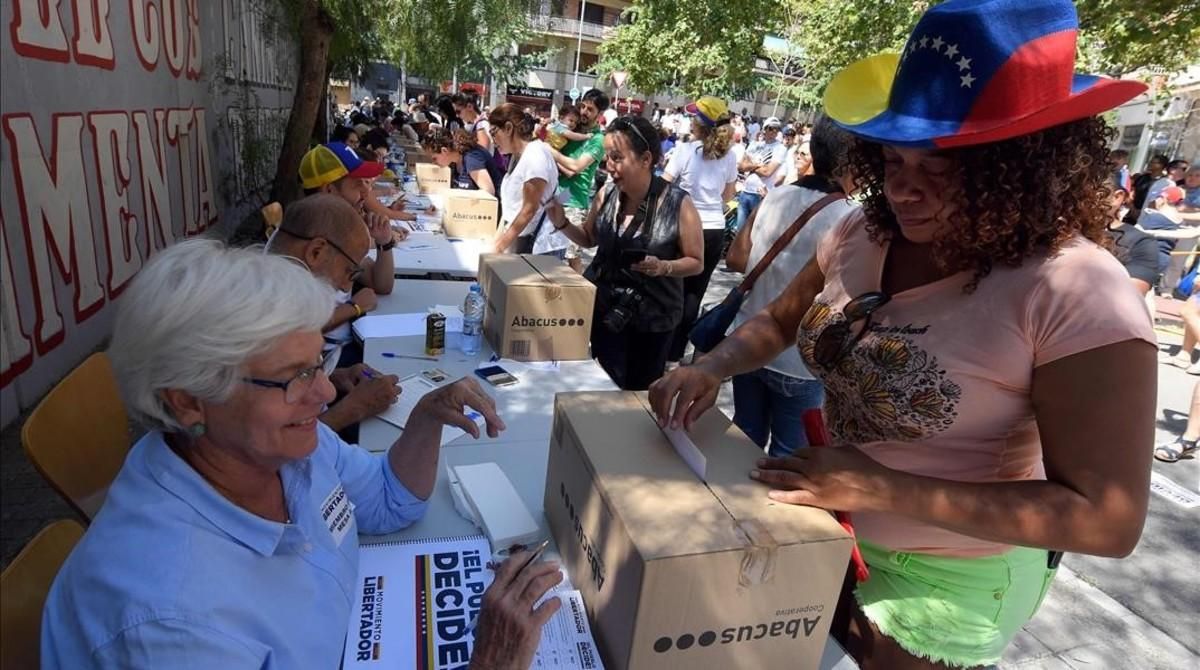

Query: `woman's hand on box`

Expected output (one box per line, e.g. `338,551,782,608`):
750,446,897,512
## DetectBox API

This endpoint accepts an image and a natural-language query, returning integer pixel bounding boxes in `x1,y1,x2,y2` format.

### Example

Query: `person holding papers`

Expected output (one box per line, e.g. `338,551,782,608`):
41,239,564,669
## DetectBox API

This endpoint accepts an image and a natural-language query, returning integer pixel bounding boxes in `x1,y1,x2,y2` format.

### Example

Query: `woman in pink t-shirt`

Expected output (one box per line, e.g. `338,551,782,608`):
649,1,1157,668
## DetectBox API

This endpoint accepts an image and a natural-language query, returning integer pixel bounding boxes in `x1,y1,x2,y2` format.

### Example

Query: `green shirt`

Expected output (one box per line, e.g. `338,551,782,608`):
561,127,605,210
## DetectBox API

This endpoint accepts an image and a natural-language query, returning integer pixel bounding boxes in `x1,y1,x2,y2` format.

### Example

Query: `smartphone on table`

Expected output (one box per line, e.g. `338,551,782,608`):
475,365,519,387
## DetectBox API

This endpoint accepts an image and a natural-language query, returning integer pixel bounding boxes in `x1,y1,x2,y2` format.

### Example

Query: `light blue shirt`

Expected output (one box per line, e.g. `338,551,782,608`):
42,424,426,669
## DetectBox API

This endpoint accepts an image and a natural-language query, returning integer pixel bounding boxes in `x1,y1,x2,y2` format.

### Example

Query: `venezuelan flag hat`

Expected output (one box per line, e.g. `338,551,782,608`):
823,0,1146,148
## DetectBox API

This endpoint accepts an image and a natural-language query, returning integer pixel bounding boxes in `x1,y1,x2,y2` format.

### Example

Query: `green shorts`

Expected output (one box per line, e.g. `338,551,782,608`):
854,540,1057,668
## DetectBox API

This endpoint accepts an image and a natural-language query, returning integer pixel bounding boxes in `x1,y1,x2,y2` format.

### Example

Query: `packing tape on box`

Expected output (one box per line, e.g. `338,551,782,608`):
733,517,778,587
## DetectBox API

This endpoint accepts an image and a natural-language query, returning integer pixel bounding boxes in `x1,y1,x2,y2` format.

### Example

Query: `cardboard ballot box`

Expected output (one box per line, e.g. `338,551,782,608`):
478,254,595,361
443,190,499,239
545,392,853,670
414,163,451,194
406,149,435,165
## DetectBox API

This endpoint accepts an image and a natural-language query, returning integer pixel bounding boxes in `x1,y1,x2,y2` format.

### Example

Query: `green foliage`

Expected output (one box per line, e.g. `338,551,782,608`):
378,0,543,84
597,1,787,99
601,0,1198,109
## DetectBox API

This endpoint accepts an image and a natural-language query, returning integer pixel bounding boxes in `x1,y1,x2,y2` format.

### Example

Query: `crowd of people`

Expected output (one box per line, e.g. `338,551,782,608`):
35,0,1197,668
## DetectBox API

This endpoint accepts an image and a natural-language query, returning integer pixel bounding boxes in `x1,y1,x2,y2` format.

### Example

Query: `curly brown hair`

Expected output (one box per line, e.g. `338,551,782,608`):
848,117,1116,292
421,126,478,155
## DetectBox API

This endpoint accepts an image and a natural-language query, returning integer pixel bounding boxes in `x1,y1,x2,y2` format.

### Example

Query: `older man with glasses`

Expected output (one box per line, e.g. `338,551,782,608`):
266,195,401,434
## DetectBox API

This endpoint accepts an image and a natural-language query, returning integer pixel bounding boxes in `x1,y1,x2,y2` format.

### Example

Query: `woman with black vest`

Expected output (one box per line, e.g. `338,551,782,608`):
546,115,704,389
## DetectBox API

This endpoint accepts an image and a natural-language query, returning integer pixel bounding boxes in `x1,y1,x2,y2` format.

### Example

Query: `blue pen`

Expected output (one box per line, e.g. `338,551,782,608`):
361,369,376,380
381,352,438,361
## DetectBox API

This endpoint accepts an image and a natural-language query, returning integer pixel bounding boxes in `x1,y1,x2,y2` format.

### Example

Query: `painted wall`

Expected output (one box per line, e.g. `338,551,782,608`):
1,0,298,427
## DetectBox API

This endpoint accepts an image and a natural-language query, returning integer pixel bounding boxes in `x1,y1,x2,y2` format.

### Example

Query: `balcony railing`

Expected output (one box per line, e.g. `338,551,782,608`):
529,13,611,39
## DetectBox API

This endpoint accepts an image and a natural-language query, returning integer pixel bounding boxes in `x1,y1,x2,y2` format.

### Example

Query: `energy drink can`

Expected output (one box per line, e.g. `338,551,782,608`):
425,312,446,355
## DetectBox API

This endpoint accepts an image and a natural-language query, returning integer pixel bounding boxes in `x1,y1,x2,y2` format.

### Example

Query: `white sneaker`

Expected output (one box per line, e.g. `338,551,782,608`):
1166,353,1193,369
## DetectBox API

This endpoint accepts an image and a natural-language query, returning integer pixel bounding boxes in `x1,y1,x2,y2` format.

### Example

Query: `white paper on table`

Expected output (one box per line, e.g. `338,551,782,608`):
432,305,464,333
395,230,438,248
662,426,707,482
344,541,604,670
375,374,437,429
377,375,485,446
352,313,428,339
532,588,605,669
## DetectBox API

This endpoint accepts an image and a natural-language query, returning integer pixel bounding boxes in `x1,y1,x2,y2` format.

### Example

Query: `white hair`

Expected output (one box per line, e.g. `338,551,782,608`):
109,238,335,432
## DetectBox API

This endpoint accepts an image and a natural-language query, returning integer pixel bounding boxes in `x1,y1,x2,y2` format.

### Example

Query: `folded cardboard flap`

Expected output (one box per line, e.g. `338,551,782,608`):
559,392,849,558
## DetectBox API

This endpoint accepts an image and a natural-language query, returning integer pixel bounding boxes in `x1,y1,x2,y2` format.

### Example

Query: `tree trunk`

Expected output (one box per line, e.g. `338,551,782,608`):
269,0,334,207
313,57,335,143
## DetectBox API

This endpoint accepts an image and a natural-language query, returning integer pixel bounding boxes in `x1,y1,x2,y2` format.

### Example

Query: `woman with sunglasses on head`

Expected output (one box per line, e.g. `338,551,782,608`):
650,1,1156,668
487,103,565,256
545,115,704,390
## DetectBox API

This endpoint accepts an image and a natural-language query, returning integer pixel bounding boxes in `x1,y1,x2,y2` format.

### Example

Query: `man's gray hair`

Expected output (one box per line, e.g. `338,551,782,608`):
108,238,335,432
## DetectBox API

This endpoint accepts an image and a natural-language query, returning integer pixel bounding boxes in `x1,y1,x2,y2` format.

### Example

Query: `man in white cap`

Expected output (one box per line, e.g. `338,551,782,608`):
734,116,786,232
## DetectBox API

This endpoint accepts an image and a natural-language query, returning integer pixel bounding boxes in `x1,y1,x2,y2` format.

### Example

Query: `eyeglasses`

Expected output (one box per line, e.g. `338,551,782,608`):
812,292,891,368
275,228,364,284
242,351,333,404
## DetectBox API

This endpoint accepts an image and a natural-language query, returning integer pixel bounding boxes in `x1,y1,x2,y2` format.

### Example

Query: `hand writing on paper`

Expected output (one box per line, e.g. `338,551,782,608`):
469,552,563,670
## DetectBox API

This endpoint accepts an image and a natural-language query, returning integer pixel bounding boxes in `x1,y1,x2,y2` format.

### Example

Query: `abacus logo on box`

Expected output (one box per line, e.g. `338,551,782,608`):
652,615,822,653
510,315,587,329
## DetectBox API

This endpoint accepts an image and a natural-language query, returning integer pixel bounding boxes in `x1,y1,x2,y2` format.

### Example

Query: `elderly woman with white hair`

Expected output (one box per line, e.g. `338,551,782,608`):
41,240,564,669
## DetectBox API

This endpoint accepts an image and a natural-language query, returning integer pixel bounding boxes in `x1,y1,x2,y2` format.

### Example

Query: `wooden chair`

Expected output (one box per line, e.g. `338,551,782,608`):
0,520,85,670
262,201,284,240
21,353,131,520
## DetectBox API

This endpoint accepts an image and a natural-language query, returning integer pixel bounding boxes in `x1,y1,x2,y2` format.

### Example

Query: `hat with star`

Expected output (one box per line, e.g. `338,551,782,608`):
823,0,1146,148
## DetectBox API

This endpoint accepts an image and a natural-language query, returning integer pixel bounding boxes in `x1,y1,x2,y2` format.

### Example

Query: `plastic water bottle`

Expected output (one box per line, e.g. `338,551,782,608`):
461,284,485,355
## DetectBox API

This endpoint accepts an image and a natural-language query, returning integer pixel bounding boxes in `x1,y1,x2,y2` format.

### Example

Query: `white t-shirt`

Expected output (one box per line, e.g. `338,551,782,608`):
742,139,786,195
500,139,562,254
778,145,798,186
674,115,690,137
664,140,738,230
602,109,618,127
731,185,858,378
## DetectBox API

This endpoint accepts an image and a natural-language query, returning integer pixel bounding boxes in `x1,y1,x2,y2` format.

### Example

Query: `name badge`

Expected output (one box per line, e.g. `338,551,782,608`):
320,484,355,546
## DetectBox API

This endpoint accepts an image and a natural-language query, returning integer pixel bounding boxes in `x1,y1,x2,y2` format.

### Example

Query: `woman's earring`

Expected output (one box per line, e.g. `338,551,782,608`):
188,423,206,438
